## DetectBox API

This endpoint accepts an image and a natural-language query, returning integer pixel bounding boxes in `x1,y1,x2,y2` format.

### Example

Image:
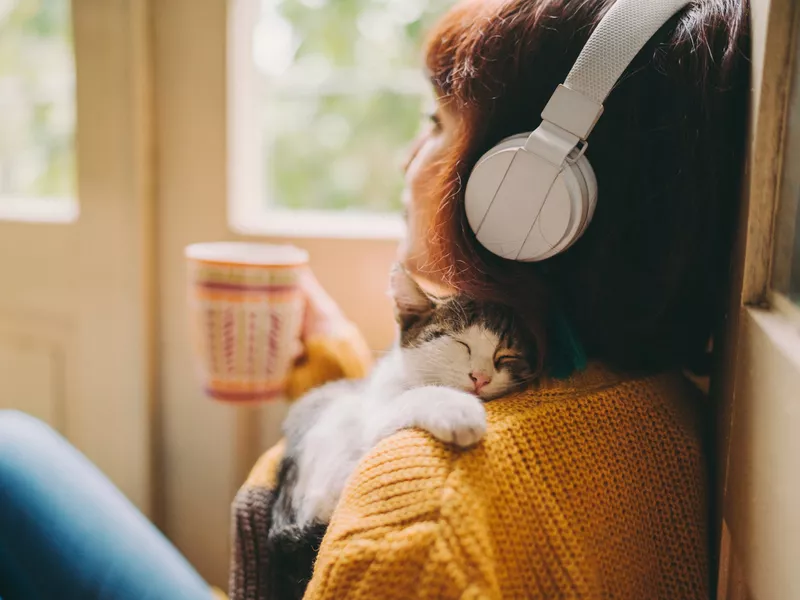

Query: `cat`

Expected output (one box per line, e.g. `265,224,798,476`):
264,265,536,600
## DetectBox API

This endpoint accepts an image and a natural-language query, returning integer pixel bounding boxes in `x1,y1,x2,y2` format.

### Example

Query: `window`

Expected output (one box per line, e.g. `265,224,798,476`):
229,0,452,237
0,0,77,222
717,2,800,598
772,27,800,307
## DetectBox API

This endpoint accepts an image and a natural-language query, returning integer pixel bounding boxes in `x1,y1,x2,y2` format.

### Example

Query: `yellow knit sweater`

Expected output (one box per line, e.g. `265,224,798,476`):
230,328,710,599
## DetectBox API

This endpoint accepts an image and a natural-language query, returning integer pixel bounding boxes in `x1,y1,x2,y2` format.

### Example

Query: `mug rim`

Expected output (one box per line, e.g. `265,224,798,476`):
185,242,309,268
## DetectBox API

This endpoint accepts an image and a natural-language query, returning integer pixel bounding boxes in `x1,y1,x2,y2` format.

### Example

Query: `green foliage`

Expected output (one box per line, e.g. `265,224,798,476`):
0,0,454,211
259,0,453,213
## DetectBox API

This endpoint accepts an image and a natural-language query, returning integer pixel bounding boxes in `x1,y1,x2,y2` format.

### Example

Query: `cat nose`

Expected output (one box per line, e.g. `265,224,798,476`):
470,371,491,392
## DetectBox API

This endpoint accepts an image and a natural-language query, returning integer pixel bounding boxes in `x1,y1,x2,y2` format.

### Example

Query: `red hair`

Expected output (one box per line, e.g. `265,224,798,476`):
420,0,750,373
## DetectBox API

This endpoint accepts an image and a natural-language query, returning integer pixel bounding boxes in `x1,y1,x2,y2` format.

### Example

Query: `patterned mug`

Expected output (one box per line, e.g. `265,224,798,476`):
186,242,308,402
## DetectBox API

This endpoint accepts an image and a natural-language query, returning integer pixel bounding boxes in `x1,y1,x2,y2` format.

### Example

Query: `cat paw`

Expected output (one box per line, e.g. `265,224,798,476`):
399,386,487,448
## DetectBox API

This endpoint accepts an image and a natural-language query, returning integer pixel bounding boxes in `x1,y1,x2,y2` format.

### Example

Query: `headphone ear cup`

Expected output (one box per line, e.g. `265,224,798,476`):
526,162,589,261
464,134,596,262
572,154,597,241
567,156,597,248
463,134,529,250
540,156,597,258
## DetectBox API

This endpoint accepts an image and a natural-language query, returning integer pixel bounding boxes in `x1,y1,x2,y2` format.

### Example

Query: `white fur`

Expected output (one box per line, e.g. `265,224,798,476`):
403,325,514,400
289,324,516,526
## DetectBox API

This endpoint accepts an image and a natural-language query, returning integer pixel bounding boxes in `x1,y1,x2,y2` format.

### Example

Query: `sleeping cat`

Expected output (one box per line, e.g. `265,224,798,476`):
264,265,536,600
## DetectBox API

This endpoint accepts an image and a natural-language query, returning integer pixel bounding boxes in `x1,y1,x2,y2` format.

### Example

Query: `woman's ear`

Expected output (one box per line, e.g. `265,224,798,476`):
389,263,435,329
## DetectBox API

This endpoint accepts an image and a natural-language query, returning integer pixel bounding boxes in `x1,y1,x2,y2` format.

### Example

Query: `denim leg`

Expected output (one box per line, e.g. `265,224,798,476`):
0,410,214,600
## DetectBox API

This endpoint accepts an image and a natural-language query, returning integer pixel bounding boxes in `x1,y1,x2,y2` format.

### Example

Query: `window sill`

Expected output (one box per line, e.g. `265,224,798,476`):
0,197,79,224
748,295,800,369
230,209,406,241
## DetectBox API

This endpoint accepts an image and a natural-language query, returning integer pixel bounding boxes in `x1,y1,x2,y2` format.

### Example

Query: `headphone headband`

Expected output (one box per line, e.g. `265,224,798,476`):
542,0,692,142
564,0,693,105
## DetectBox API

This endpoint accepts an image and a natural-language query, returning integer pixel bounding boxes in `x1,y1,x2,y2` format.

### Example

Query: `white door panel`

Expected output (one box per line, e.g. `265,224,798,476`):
0,0,154,513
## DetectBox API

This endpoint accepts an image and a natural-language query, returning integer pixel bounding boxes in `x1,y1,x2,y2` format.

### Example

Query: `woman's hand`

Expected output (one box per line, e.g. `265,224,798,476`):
285,269,373,399
299,268,350,340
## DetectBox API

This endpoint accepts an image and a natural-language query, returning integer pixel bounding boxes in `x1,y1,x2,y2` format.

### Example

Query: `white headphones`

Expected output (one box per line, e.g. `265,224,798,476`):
464,0,692,262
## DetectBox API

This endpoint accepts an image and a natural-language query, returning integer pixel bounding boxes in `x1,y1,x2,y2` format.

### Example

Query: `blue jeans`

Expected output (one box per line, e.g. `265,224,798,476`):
0,410,213,600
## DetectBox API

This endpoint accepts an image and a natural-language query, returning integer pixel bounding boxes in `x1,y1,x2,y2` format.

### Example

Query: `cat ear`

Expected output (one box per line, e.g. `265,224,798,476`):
389,264,435,328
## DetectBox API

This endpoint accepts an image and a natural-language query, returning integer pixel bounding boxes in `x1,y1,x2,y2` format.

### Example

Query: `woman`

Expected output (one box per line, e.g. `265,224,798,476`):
233,0,748,598
0,0,748,598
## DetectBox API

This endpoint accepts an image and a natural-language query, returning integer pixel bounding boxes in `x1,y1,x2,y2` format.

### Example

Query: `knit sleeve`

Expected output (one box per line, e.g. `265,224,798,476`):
305,523,470,600
285,322,373,400
228,442,285,600
229,324,371,599
304,430,499,600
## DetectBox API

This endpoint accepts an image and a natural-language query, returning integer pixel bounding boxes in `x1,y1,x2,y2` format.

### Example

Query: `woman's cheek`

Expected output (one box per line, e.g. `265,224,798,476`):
402,131,429,175
399,138,445,272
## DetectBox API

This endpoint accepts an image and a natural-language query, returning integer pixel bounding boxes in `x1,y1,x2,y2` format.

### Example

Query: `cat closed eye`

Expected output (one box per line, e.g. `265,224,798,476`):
456,340,471,355
496,355,523,367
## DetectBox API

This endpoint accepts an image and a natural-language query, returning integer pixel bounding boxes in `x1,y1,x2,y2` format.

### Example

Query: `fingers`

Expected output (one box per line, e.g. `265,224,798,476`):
298,269,347,339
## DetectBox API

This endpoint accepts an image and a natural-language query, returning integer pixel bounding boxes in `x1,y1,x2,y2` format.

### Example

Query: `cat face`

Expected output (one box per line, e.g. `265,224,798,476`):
390,266,535,400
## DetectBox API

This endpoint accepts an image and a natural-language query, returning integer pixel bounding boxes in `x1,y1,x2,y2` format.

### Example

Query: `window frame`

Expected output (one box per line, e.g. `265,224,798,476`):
717,0,800,598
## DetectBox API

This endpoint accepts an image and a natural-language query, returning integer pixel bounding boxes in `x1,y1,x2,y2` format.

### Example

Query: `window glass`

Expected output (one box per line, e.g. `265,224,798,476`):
0,0,75,211
255,0,452,214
